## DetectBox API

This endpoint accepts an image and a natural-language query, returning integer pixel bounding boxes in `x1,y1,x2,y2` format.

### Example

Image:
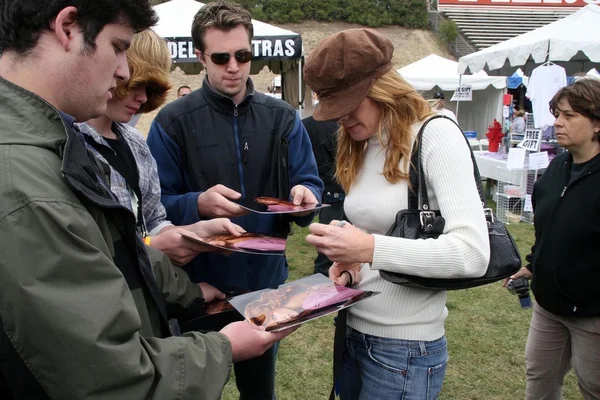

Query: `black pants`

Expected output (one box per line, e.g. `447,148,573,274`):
314,201,345,276
181,311,278,400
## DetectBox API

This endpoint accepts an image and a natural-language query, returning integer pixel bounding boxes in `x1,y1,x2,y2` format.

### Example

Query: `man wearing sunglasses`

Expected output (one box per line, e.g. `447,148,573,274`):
147,2,323,399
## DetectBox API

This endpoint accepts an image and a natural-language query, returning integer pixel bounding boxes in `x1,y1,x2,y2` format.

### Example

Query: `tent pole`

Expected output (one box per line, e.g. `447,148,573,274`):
455,74,462,119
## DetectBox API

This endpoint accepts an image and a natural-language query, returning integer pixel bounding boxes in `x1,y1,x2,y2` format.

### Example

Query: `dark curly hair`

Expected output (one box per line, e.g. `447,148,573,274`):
0,0,158,56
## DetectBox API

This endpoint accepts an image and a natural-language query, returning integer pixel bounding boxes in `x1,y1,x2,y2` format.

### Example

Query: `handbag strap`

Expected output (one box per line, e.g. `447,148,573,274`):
409,116,488,212
329,309,347,400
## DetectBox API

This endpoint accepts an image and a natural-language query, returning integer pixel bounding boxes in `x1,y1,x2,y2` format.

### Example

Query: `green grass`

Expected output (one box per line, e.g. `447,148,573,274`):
221,220,583,400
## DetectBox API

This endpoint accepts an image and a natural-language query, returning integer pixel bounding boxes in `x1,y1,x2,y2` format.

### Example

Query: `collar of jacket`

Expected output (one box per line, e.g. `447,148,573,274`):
60,126,120,208
0,77,117,205
560,150,600,175
0,77,132,212
0,77,69,151
78,120,122,147
201,75,255,116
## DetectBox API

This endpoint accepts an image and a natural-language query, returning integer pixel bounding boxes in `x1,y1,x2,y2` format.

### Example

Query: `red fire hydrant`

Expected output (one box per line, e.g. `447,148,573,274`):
486,119,504,152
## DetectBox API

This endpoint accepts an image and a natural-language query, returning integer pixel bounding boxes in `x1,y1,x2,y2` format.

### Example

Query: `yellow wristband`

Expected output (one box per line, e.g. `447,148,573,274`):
143,236,151,246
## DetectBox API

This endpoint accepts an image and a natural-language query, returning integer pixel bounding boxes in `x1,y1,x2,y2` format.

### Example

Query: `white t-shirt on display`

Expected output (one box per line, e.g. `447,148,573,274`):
526,64,567,128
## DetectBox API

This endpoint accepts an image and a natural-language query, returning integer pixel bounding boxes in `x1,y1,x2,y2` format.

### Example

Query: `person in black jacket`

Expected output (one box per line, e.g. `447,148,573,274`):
505,78,600,400
302,111,345,276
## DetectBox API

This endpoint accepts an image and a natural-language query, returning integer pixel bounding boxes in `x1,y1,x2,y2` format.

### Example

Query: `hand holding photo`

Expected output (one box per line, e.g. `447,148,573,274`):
184,288,250,327
202,298,236,315
234,196,331,214
228,274,378,332
179,231,286,255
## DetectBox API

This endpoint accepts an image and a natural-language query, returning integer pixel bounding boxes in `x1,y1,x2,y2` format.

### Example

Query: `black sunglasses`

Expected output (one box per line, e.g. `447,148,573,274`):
204,50,253,65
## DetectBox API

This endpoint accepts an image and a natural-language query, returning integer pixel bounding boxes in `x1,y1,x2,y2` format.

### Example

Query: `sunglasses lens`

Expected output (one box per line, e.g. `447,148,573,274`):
210,53,230,65
208,51,252,65
235,51,252,64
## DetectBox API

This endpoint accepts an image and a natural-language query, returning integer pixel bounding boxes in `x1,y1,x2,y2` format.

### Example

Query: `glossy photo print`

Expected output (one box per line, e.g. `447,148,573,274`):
234,196,331,214
203,298,236,315
179,231,287,255
228,274,379,332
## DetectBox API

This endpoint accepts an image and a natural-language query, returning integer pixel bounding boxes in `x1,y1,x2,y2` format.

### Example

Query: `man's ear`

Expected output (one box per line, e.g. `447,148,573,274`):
195,49,206,67
51,6,80,51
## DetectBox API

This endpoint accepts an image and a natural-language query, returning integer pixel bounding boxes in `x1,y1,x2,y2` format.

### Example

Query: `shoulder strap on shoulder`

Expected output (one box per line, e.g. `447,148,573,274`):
409,115,486,211
408,115,447,210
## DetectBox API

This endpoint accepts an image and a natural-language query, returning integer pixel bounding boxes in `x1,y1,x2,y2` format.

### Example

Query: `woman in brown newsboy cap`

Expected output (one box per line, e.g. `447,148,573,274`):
304,29,490,399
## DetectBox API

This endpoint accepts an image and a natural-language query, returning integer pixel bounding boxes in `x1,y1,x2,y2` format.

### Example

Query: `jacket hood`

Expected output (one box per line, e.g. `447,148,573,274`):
0,77,68,150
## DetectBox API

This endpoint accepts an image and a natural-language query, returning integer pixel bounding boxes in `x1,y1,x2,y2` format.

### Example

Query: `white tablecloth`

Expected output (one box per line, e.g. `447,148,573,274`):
474,151,528,188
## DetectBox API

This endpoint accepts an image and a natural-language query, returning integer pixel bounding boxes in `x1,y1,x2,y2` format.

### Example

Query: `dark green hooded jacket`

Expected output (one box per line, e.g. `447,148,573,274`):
0,77,232,399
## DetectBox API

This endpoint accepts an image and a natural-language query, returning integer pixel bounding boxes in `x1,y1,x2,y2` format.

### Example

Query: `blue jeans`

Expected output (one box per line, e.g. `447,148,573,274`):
338,327,448,400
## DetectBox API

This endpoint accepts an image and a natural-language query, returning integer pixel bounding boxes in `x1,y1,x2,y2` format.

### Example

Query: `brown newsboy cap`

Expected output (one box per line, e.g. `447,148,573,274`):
304,28,393,121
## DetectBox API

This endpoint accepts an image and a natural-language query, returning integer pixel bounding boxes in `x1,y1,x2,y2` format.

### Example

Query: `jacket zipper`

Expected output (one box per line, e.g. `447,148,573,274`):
232,105,246,197
231,104,255,290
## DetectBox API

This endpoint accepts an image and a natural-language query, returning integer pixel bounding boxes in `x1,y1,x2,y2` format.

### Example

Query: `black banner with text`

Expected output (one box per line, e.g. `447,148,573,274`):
167,36,302,64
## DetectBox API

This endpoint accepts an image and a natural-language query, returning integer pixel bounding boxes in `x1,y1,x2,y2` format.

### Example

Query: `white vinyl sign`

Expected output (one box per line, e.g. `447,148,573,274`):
451,85,472,101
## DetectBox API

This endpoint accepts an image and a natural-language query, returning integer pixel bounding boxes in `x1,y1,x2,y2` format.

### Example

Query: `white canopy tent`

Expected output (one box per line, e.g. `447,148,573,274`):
458,4,600,76
399,54,506,139
587,68,600,79
153,0,304,107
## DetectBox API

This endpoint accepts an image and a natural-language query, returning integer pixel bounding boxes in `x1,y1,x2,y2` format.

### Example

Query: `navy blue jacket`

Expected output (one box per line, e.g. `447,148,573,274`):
147,78,322,292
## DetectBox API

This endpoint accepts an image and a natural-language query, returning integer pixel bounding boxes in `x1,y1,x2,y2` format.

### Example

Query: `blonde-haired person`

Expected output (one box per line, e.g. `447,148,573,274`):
305,29,489,399
125,29,172,128
77,30,246,321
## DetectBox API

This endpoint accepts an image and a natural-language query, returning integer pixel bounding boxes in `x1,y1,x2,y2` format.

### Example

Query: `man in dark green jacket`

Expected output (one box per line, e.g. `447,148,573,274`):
0,2,295,399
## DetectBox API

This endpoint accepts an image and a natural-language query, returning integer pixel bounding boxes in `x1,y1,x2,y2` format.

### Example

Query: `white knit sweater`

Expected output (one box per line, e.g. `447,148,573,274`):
345,118,490,341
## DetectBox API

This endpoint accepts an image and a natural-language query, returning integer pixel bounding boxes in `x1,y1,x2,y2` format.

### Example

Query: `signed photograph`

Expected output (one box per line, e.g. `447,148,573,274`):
228,274,379,332
234,196,331,214
179,231,287,255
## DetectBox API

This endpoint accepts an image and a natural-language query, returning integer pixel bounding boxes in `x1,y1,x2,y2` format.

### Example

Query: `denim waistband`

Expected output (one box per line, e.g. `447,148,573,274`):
345,325,446,355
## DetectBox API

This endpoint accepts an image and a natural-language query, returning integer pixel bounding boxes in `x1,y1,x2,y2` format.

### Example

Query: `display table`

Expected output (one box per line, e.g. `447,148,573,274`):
474,151,553,224
474,150,551,198
474,151,528,187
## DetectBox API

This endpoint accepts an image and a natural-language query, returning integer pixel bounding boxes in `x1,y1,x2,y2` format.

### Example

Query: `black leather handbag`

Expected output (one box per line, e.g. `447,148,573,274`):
379,116,522,290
